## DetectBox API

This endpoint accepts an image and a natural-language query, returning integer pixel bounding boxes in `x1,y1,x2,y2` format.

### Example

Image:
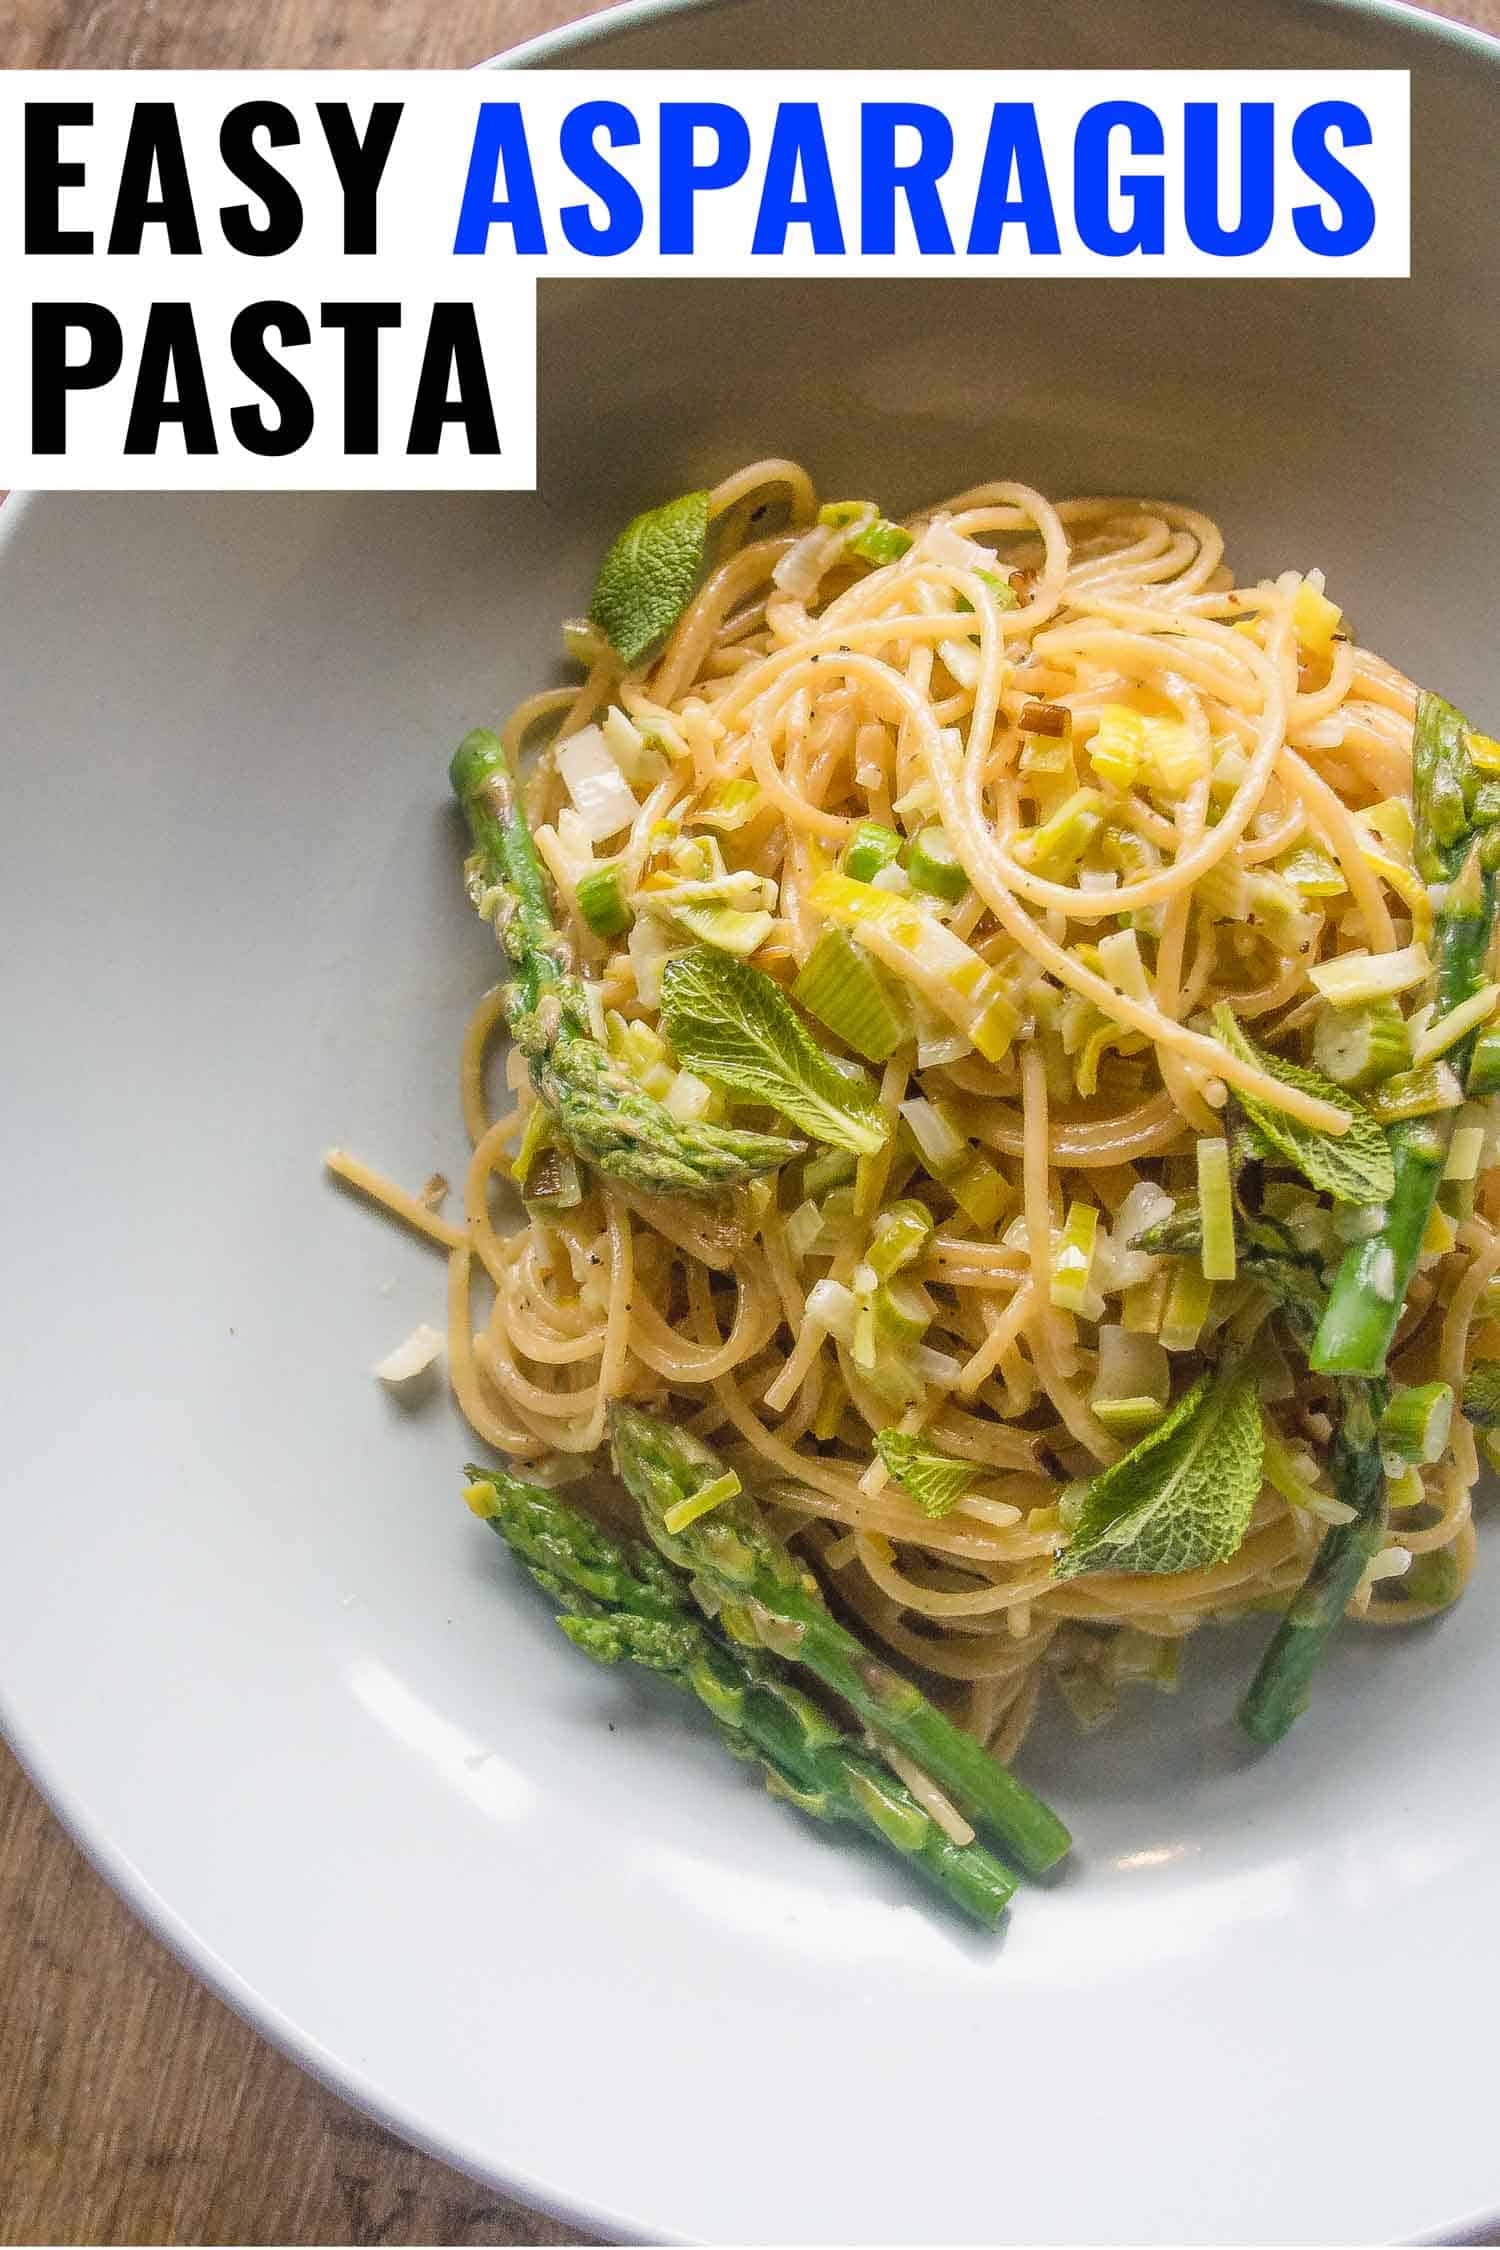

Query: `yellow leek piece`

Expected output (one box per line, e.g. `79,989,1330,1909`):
1293,581,1342,658
1310,943,1432,1006
809,870,1017,1061
1362,797,1415,854
1420,1204,1458,1258
1161,1264,1215,1353
663,1470,743,1538
1050,1201,1100,1313
1122,1271,1169,1335
1088,705,1146,789
1196,1137,1237,1281
1410,981,1500,1068
1091,1396,1169,1438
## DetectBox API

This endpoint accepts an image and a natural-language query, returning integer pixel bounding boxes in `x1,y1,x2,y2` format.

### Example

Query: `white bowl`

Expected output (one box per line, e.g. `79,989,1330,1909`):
4,1,1500,2240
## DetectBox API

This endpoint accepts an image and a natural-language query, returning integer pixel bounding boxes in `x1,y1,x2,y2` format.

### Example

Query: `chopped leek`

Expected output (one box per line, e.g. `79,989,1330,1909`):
906,827,969,903
575,862,632,938
1094,1322,1171,1408
1196,858,1249,921
1292,581,1342,658
803,1147,858,1197
662,1469,742,1538
1467,1020,1500,1098
1160,1264,1214,1353
1363,797,1415,854
657,898,773,957
1096,926,1152,1004
1311,997,1409,1091
873,1277,934,1346
556,724,640,843
1278,844,1347,898
785,1199,824,1260
1087,705,1145,790
809,870,1019,1061
847,517,914,566
689,778,761,831
1411,980,1500,1067
793,926,908,1063
512,1101,584,1209
866,1200,934,1281
1309,943,1432,1006
1421,1202,1458,1257
1122,1272,1169,1336
1195,1138,1236,1281
1379,1382,1454,1467
663,1069,717,1123
1016,788,1105,876
1088,704,1206,792
1091,1396,1169,1438
843,821,904,882
900,1099,1011,1225
522,1143,586,1210
1367,1060,1465,1123
1445,1121,1487,1182
817,499,876,529
1050,1202,1101,1314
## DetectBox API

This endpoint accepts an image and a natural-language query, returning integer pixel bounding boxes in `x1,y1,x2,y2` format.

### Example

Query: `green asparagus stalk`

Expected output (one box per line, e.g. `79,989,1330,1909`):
607,1405,1073,1876
1312,694,1500,1376
1238,1382,1389,1744
450,730,800,1197
465,1467,1018,1928
1134,1200,1392,1742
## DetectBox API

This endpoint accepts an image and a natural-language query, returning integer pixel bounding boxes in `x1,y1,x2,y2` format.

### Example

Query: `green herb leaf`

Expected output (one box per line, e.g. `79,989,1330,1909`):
660,948,890,1157
1462,1359,1500,1428
1213,1004,1395,1206
874,1430,975,1517
589,489,711,669
1053,1361,1264,1580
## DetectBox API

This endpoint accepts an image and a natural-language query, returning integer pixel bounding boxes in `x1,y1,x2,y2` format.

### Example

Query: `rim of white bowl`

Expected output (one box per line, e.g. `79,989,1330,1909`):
6,3,1500,2240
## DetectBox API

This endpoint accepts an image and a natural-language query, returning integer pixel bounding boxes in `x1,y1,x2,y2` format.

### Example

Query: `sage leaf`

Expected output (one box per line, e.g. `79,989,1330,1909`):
1054,1360,1264,1580
589,489,711,669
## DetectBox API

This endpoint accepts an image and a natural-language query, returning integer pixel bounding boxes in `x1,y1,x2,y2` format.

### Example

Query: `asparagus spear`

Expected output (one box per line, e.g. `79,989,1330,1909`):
465,1467,1019,1927
1237,1381,1389,1744
450,730,800,1197
1134,1208,1391,1743
1311,693,1500,1376
607,1405,1073,1876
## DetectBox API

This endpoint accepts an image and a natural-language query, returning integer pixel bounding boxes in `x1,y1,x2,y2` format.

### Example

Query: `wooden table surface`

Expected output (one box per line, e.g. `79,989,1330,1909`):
4,0,1499,2241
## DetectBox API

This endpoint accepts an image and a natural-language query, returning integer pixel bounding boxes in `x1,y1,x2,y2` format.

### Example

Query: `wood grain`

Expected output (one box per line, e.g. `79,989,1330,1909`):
4,0,1499,2240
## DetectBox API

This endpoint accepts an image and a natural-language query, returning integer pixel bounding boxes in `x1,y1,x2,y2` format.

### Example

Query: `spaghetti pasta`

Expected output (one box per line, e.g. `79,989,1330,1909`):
338,460,1499,1755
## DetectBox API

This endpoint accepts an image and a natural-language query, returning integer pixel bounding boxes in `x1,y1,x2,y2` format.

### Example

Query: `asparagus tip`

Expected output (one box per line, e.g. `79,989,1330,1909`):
450,727,507,804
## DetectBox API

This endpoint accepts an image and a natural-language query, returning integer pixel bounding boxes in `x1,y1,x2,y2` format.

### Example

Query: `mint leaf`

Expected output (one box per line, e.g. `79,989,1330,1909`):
875,1430,974,1517
589,489,711,669
660,948,890,1157
1213,1005,1394,1206
1054,1362,1263,1579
